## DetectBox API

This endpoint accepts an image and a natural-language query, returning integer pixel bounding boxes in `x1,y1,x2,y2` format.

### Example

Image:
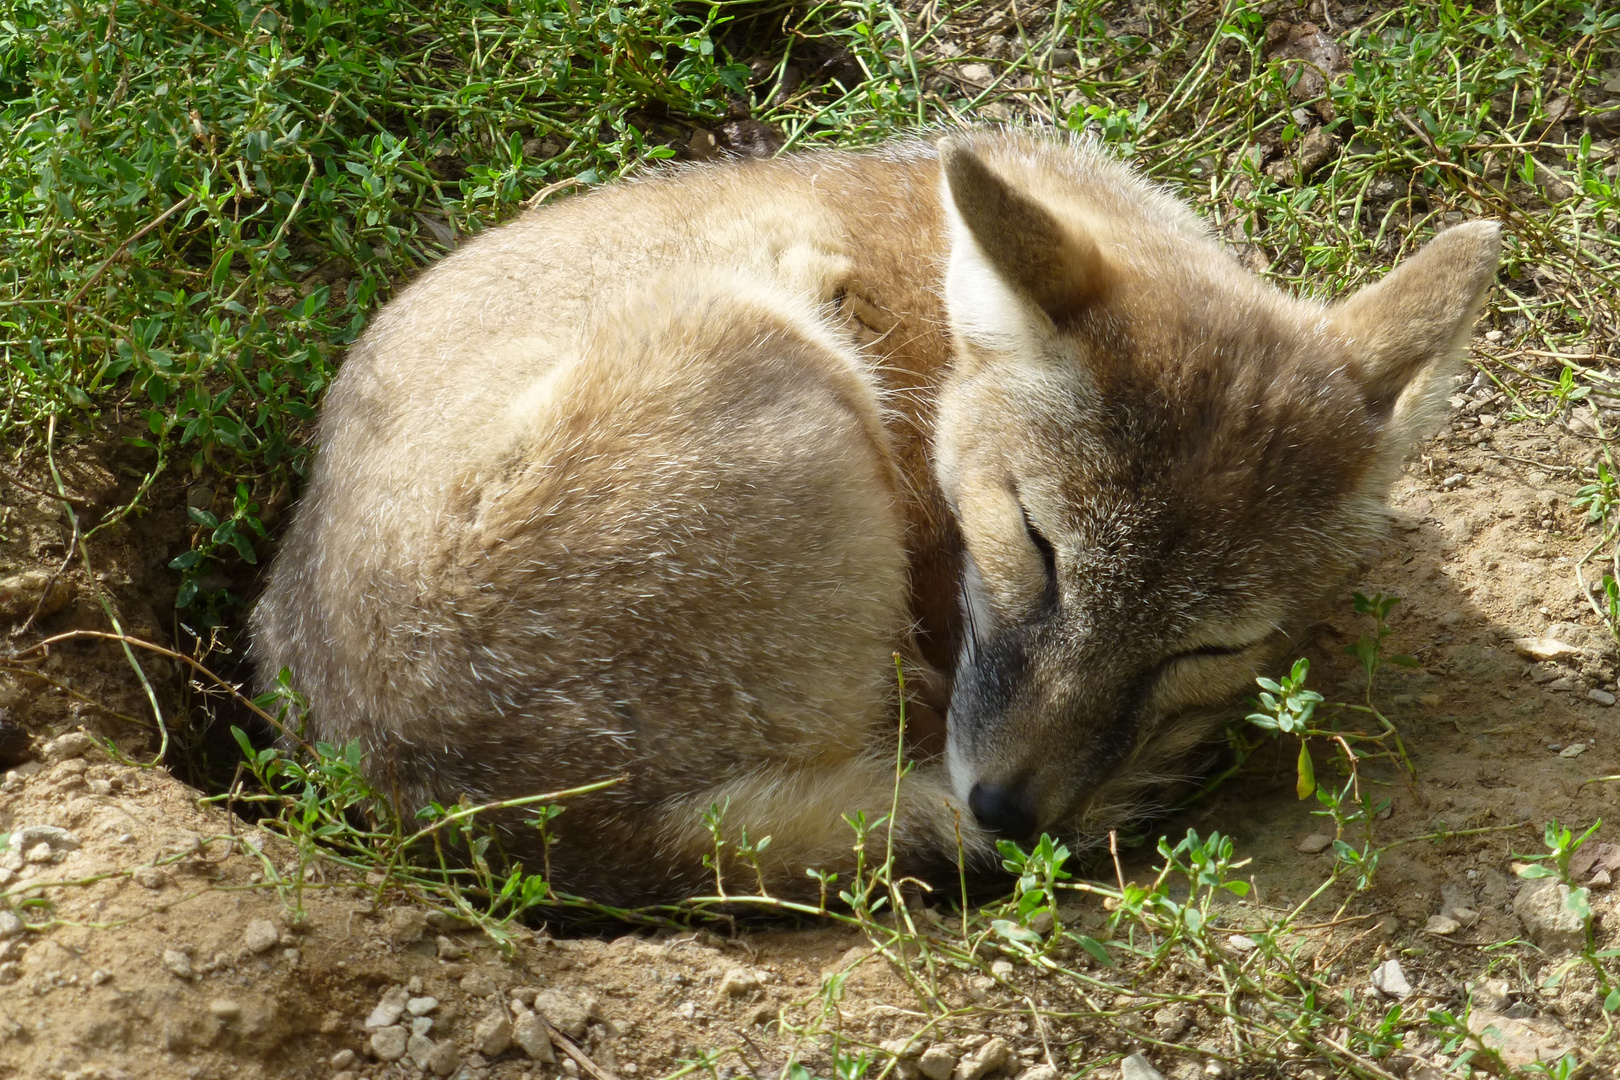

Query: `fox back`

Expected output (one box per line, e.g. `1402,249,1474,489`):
250,129,1499,903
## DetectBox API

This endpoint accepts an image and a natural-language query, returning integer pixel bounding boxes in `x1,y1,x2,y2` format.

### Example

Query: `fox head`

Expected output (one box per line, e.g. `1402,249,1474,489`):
931,134,1500,842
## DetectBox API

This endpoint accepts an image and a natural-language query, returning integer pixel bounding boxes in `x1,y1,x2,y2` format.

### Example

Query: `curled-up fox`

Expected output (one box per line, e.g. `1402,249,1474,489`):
251,129,1499,904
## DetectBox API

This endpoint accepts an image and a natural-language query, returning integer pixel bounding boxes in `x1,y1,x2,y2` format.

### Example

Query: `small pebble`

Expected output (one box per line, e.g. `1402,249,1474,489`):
426,1040,461,1077
1424,915,1460,936
718,968,760,998
1296,833,1333,854
209,999,241,1020
1120,1053,1167,1080
990,958,1015,979
243,919,279,954
918,1045,958,1080
41,732,92,764
513,1011,557,1062
407,1032,437,1070
1589,689,1616,706
162,949,194,980
331,1049,356,1068
953,1037,1010,1080
474,1012,512,1057
407,995,439,1016
370,1024,409,1062
367,988,409,1028
1560,743,1588,758
1226,934,1258,952
1370,958,1412,998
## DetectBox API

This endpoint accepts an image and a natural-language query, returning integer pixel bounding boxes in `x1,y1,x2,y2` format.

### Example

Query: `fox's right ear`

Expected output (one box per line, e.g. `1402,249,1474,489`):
1331,221,1500,442
939,138,1111,358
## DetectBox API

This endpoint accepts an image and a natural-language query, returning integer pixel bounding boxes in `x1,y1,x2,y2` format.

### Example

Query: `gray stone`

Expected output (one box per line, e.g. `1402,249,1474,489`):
407,1032,437,1069
952,1038,1010,1080
1513,877,1587,952
1467,1008,1575,1067
718,968,760,998
370,1024,409,1062
532,989,588,1040
12,825,80,852
407,995,439,1015
1019,1068,1059,1080
161,949,193,980
918,1045,958,1080
1296,833,1333,854
366,987,410,1028
1120,1053,1166,1080
42,733,92,764
0,911,23,938
387,907,428,944
1424,915,1460,936
243,919,279,954
1588,688,1616,706
512,1011,556,1062
1370,958,1412,998
426,1039,461,1076
473,1011,512,1057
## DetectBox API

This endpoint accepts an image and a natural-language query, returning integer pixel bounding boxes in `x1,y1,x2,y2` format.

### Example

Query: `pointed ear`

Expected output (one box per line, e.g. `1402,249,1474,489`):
939,138,1110,355
1332,221,1500,426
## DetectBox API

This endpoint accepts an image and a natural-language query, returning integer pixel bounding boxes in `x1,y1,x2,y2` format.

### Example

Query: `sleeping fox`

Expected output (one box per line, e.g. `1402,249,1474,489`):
250,129,1499,905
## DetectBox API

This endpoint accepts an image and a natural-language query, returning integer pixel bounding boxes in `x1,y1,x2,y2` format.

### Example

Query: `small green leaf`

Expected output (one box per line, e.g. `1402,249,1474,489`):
1075,935,1114,967
1296,740,1316,800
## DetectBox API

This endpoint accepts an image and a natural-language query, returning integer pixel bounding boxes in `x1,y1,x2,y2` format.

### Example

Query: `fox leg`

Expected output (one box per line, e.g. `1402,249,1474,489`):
654,755,991,902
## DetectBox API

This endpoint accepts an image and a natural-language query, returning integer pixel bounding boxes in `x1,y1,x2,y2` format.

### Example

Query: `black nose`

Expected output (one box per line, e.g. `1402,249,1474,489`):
968,781,1038,839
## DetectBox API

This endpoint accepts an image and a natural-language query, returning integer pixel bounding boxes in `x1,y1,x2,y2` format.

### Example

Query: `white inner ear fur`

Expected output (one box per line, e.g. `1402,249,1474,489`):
940,177,1048,359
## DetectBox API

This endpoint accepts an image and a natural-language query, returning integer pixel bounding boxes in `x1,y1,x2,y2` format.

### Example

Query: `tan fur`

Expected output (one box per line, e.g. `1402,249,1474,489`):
251,129,1499,904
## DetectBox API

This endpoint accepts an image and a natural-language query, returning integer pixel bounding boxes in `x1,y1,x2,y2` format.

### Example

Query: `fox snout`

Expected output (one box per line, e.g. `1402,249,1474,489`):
946,624,1142,841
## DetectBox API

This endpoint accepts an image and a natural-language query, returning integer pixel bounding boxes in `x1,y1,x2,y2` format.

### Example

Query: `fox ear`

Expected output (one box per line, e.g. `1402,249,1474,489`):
939,138,1110,356
1331,221,1500,433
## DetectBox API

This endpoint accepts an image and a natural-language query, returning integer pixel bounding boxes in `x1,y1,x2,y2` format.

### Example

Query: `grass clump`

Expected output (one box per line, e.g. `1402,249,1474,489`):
1,0,757,618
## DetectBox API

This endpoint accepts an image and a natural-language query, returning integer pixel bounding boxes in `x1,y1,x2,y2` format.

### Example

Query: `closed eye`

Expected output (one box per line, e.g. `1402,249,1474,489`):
1149,640,1261,682
1171,643,1253,661
1018,503,1059,609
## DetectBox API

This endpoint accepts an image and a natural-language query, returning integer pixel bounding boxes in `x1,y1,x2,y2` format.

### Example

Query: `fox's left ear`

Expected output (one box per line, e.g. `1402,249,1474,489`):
1331,221,1501,438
